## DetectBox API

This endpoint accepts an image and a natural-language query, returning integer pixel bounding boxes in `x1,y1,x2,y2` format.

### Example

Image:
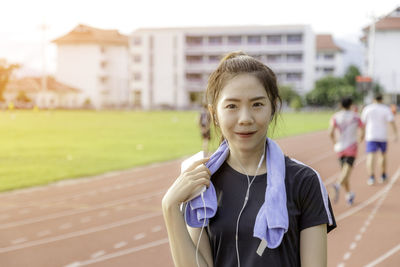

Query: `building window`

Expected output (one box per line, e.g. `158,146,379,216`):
324,54,334,60
132,55,141,63
99,75,108,83
267,54,281,62
132,37,141,46
247,35,261,44
208,55,220,62
133,90,142,108
186,73,202,81
100,60,107,68
209,36,222,45
186,55,203,63
287,34,302,44
228,36,242,44
323,67,334,74
267,35,282,44
186,36,203,46
287,54,302,62
133,73,142,81
287,72,302,81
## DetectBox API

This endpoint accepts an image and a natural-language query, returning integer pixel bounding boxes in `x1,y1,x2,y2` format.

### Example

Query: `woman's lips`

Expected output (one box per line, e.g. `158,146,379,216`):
235,131,256,138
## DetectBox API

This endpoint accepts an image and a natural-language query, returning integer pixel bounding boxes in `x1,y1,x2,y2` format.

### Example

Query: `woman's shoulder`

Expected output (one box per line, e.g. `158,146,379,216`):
284,156,321,184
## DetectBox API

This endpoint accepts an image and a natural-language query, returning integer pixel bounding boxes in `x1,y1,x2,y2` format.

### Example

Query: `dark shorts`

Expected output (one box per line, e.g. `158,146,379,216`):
339,156,355,167
366,141,387,153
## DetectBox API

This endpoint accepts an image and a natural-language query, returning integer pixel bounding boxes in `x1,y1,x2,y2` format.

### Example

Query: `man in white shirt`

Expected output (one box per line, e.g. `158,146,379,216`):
329,97,364,205
361,94,398,185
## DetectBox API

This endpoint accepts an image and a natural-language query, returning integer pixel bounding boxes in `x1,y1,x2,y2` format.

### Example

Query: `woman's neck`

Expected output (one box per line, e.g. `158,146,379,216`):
227,145,267,176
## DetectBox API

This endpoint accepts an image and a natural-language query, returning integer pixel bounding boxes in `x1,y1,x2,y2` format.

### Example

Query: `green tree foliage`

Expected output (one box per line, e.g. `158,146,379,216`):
344,65,361,87
306,66,363,107
0,59,20,102
279,85,301,104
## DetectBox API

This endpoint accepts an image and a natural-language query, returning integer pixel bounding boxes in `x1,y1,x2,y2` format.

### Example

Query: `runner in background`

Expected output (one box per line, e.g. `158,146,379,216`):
361,94,398,185
329,97,364,205
199,104,211,156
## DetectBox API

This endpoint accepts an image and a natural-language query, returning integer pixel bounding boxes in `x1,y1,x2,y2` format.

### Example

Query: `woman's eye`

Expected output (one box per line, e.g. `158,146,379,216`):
253,102,264,107
226,104,236,109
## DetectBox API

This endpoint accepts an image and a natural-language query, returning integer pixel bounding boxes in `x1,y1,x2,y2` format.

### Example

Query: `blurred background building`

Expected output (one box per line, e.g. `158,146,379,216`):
361,7,400,103
52,24,130,109
315,34,344,80
130,25,317,109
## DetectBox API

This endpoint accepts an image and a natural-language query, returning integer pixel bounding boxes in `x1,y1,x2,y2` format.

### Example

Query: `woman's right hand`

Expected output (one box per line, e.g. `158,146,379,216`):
162,158,211,208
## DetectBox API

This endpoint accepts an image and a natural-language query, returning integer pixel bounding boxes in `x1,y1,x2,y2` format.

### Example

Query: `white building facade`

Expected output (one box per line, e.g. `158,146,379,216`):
130,25,316,109
362,7,400,102
53,25,130,109
315,34,344,80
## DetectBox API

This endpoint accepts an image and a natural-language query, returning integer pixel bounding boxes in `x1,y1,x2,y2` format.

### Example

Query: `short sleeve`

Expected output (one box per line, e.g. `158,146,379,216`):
361,108,368,123
298,173,336,233
386,108,394,122
355,115,364,127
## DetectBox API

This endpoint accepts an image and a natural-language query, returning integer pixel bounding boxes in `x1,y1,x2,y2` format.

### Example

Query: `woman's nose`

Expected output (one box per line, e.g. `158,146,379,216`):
238,108,254,125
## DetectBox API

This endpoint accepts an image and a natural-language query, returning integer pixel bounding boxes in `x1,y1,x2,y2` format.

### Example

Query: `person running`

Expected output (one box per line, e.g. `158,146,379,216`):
328,97,364,205
162,52,336,267
361,94,398,185
199,104,211,156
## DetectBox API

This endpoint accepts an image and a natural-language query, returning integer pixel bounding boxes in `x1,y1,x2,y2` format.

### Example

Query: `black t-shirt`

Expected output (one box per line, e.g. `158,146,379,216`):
206,156,336,267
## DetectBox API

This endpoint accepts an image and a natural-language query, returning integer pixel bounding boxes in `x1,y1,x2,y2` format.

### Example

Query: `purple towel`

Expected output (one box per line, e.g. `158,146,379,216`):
184,138,289,249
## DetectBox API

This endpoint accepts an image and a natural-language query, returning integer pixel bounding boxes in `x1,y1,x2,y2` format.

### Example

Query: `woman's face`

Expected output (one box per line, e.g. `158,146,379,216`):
215,73,273,153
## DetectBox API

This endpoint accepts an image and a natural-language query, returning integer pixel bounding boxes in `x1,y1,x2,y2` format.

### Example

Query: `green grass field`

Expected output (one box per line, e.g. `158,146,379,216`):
1,110,332,192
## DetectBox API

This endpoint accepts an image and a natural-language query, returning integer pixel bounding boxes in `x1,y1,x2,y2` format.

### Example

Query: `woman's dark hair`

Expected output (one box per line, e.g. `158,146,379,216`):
206,51,282,140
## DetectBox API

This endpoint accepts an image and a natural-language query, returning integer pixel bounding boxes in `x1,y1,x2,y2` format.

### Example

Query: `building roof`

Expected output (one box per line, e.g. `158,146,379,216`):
133,24,311,34
316,34,343,52
5,77,80,94
52,24,128,46
363,7,400,32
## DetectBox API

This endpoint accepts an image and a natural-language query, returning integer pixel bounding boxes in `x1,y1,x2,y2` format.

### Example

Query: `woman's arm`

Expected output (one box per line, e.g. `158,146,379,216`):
162,202,213,267
300,224,327,267
162,158,213,267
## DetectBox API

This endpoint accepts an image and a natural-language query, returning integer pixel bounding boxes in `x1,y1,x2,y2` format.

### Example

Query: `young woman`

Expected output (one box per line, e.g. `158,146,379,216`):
162,52,336,267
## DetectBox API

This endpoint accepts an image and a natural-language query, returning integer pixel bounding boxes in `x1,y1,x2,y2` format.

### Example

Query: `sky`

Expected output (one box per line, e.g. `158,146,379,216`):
0,0,398,75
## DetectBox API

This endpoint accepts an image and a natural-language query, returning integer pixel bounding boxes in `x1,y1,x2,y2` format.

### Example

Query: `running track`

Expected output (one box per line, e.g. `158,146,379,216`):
0,117,399,267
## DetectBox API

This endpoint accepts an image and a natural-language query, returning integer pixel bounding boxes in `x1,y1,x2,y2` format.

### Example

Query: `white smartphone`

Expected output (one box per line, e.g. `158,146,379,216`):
181,151,207,201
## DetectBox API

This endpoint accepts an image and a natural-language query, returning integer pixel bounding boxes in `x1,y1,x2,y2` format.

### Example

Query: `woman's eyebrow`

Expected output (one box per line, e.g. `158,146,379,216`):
223,96,267,102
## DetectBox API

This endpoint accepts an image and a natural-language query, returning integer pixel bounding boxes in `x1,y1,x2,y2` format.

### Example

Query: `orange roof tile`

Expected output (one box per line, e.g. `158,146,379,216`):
5,77,80,94
316,34,343,52
52,24,128,46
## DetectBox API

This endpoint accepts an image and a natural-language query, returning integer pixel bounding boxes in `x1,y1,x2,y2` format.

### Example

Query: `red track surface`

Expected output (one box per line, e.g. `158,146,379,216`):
1,117,399,267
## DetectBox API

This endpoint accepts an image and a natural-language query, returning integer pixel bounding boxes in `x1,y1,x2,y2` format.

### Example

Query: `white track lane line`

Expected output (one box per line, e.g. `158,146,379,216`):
64,238,169,266
336,167,400,222
335,167,400,266
363,243,400,267
113,241,127,249
134,233,146,241
0,190,164,229
0,174,165,212
0,212,161,253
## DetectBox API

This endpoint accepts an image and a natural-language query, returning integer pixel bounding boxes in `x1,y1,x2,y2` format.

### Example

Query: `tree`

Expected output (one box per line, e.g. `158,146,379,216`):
279,85,301,106
306,76,362,107
0,59,20,102
344,65,361,87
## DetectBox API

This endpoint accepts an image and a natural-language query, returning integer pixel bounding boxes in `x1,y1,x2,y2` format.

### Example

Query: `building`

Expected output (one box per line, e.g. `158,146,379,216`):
4,76,80,108
315,34,344,80
53,24,130,109
361,7,400,102
130,25,316,109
